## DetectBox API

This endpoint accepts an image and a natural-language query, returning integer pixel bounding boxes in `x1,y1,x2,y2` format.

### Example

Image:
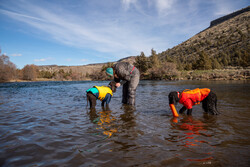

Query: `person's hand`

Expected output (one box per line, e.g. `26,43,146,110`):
116,83,121,88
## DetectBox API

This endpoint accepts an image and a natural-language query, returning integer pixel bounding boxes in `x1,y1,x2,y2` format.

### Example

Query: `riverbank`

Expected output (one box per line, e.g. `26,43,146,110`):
3,68,250,83
179,68,250,80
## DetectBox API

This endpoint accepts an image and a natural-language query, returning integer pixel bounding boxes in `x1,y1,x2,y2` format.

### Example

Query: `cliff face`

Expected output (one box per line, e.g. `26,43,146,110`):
210,6,250,27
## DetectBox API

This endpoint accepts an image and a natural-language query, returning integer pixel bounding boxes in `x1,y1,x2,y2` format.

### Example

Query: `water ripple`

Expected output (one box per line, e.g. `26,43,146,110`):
0,80,249,166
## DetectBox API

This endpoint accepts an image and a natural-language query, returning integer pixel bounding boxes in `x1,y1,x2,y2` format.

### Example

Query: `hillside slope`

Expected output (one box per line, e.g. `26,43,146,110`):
37,6,249,81
159,6,249,70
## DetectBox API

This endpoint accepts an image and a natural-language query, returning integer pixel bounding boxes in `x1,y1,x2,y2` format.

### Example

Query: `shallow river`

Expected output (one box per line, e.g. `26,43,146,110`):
0,80,249,167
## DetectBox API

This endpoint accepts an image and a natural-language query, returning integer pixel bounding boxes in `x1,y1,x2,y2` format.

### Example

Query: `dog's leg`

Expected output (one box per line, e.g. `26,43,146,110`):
203,91,219,115
179,106,187,114
214,100,220,115
187,109,192,115
87,93,92,108
202,102,208,113
88,93,96,109
202,97,209,113
86,94,89,108
214,93,220,115
91,98,96,109
106,103,110,111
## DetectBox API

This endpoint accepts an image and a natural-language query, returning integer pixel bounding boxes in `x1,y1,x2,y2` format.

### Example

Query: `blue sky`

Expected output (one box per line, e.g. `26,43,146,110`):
0,0,249,69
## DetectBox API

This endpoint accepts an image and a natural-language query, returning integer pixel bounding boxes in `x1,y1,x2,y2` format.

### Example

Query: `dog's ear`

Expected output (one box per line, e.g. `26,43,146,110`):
168,91,179,105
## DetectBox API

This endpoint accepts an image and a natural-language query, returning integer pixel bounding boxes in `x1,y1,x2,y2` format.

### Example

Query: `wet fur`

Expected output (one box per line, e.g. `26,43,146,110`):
86,81,117,108
168,90,219,115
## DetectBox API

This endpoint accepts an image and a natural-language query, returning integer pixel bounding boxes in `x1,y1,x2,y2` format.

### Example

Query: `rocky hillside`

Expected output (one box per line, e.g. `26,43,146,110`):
159,6,249,70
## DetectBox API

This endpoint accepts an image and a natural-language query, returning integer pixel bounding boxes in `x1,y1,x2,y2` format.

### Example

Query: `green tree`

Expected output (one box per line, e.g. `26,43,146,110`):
219,52,229,67
149,48,160,68
184,63,192,71
193,51,212,70
239,50,250,67
134,52,149,73
165,54,174,62
212,58,221,69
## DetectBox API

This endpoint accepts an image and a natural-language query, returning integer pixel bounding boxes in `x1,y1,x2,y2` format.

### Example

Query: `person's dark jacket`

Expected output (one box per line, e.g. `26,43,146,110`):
113,62,138,83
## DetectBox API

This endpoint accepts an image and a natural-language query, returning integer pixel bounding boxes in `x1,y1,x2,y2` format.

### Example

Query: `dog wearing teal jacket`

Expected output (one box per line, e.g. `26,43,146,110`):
86,81,117,108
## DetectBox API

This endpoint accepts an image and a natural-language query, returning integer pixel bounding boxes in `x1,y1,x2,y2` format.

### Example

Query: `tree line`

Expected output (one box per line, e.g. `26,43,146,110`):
1,46,249,82
0,53,87,82
133,46,249,80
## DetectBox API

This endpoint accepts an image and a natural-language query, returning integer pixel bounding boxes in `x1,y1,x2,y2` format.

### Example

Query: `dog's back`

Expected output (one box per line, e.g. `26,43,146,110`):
86,81,117,108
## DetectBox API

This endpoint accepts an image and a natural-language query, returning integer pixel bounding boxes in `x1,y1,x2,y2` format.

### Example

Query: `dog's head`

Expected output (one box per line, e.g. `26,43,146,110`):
108,81,117,93
168,91,180,105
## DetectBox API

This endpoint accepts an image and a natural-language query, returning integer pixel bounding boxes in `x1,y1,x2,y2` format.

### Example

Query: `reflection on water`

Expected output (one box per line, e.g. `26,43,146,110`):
89,107,118,138
0,80,249,166
169,115,215,162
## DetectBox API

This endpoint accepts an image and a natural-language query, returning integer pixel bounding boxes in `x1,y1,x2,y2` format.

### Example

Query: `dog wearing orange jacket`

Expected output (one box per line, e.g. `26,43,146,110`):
168,88,219,115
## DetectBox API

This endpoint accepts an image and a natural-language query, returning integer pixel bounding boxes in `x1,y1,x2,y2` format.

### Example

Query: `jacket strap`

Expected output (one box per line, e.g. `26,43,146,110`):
130,66,135,74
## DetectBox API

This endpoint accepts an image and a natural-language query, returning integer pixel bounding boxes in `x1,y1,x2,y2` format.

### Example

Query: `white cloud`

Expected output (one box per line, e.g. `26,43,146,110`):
155,0,174,15
122,0,137,10
0,9,46,22
34,57,51,62
34,58,46,62
11,53,22,57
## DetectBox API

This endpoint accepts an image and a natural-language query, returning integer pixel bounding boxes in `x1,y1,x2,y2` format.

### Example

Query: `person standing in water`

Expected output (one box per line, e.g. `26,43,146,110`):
106,62,140,105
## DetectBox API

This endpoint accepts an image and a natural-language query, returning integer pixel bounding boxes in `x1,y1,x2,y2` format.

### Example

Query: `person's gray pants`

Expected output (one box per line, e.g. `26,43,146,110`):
122,70,140,105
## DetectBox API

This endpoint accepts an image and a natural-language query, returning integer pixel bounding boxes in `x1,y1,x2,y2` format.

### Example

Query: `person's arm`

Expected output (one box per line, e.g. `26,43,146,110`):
114,76,120,83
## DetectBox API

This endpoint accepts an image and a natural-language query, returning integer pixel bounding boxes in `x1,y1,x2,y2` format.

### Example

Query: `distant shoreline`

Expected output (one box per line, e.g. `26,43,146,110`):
3,68,249,83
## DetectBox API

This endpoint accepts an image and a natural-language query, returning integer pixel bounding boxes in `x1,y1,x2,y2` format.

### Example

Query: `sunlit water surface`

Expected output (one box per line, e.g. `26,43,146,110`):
0,80,249,167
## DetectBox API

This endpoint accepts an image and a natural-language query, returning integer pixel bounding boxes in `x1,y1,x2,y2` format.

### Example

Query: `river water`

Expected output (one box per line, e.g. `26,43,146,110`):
0,80,249,167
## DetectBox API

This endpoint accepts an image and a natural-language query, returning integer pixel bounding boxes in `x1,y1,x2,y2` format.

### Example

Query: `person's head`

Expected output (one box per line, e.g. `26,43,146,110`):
106,68,113,77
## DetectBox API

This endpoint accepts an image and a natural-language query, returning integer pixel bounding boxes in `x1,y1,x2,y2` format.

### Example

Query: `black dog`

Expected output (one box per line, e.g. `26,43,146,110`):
168,88,219,115
86,81,117,108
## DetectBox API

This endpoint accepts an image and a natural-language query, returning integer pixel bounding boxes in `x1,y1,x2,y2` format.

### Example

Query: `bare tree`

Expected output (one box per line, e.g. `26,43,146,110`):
0,52,17,82
22,64,38,80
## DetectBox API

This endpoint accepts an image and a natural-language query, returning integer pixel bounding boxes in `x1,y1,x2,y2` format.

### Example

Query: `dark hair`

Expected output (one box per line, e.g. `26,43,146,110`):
168,91,179,105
